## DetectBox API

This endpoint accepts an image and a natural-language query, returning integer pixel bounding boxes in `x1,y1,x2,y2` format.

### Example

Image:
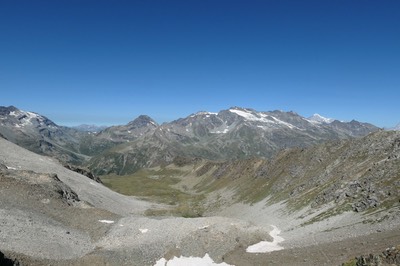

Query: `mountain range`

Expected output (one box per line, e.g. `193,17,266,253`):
72,124,108,132
0,105,379,175
0,105,399,265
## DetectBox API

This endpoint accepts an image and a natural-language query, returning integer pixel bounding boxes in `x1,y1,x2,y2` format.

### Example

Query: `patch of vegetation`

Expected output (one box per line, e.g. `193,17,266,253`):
101,168,205,217
341,258,357,266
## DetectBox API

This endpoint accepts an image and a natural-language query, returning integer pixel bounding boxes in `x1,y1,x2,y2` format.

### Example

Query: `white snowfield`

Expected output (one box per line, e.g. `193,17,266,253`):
246,225,284,253
154,254,233,266
229,108,297,129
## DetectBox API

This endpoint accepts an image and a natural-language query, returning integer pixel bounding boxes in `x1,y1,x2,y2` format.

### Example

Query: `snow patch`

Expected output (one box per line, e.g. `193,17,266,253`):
98,220,115,224
27,111,40,119
198,225,209,230
246,225,284,253
213,128,229,134
6,166,17,170
210,124,230,134
154,253,233,266
190,111,218,118
139,228,149,233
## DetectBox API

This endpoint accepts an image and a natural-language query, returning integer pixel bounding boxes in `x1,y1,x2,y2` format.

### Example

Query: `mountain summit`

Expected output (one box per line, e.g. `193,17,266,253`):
307,113,335,124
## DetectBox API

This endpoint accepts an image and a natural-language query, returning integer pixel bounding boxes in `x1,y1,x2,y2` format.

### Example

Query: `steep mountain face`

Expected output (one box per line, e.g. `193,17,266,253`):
88,107,379,175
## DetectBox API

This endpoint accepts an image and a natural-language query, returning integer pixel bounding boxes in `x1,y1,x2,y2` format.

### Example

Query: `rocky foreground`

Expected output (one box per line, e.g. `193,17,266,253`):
1,133,400,265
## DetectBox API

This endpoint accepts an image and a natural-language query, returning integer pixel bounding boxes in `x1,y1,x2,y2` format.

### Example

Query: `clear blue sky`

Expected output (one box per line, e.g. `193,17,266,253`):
1,0,399,127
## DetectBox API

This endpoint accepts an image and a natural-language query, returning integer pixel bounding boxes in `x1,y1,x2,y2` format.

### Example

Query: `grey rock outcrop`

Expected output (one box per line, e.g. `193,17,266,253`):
63,164,102,183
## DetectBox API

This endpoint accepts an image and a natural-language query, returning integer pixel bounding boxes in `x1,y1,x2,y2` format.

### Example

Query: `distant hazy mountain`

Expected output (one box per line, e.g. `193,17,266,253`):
72,124,107,132
88,107,379,175
95,115,158,142
391,123,400,131
383,122,400,131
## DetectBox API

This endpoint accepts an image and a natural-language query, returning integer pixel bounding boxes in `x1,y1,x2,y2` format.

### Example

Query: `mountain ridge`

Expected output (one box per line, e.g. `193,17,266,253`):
87,106,379,174
0,105,380,175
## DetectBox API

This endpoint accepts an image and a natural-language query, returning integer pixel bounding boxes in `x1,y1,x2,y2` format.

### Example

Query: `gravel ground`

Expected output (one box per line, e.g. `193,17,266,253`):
95,216,273,265
0,208,93,260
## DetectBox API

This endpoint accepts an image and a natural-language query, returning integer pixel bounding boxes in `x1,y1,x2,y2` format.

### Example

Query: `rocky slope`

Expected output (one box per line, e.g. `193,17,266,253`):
199,130,399,219
342,245,400,266
88,107,379,175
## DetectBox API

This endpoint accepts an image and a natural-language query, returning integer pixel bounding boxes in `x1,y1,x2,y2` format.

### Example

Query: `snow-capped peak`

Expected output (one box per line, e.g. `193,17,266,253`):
308,113,334,124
